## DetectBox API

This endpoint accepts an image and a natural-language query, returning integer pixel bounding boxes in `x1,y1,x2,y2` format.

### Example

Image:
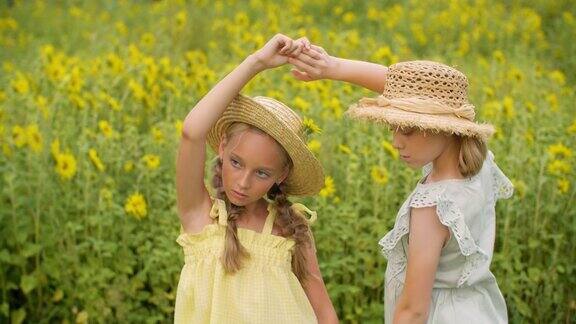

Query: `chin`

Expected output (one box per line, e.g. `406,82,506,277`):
402,160,417,168
224,189,252,207
226,195,245,206
405,160,426,169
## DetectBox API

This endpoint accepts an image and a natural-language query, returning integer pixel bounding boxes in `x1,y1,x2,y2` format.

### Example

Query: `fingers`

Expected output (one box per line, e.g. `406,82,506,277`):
293,36,311,56
294,51,320,66
291,69,313,82
303,47,323,60
296,37,311,50
285,41,304,57
279,38,294,55
285,37,312,57
275,34,324,62
288,56,320,77
310,44,327,54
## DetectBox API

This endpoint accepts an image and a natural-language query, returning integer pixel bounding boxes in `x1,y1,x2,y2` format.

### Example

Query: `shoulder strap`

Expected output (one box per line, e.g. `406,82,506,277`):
210,198,229,226
262,203,277,235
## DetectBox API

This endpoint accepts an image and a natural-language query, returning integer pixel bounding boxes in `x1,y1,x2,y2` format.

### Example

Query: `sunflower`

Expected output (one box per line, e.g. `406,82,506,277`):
55,152,77,180
125,193,147,219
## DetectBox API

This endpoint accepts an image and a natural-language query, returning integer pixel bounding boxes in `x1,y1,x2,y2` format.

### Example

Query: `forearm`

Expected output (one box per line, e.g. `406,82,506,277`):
182,55,264,139
326,57,388,93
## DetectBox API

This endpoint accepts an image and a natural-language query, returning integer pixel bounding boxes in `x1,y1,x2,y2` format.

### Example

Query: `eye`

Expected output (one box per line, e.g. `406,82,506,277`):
256,170,270,179
230,158,241,168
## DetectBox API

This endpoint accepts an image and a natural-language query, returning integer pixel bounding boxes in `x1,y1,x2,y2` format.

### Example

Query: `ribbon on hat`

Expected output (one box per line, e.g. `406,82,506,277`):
358,95,476,121
291,203,317,225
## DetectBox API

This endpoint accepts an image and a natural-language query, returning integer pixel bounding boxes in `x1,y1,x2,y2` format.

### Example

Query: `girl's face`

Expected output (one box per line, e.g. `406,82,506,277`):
219,129,290,206
392,127,451,168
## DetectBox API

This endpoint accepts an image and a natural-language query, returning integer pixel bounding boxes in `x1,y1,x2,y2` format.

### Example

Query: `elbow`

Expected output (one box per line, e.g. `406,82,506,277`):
317,309,339,324
394,306,428,323
180,121,205,142
312,300,339,324
180,129,202,142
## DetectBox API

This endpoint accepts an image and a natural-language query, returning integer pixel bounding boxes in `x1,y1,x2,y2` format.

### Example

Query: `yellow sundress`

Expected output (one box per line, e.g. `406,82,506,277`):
174,198,318,324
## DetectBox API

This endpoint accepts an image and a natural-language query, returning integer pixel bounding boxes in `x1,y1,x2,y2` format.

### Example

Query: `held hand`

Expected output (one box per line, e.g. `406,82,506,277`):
288,43,337,82
251,34,307,71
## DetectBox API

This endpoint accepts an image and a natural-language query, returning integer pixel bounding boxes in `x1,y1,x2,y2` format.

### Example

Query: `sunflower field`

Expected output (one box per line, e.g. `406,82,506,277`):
0,0,574,323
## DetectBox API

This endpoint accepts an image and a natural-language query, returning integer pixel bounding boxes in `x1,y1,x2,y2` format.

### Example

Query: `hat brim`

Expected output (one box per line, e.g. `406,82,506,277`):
207,94,324,196
346,102,494,139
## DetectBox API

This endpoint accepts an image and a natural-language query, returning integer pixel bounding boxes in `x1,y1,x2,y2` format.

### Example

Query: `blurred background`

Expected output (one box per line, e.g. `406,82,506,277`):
0,0,574,323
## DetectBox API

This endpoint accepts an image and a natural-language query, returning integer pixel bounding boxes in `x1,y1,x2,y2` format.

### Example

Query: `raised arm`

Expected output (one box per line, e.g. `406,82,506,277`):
288,42,389,93
176,34,305,232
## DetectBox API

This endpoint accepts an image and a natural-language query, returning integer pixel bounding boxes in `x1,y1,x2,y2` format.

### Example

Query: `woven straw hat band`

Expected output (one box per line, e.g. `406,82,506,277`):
383,60,474,115
358,96,476,121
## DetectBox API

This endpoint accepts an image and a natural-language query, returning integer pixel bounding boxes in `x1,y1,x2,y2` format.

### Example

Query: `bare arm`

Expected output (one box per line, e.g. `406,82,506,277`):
302,240,339,323
393,207,449,324
176,34,305,231
288,42,388,93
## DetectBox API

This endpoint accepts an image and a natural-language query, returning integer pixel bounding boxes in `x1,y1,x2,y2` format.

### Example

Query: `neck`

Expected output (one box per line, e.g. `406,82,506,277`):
239,198,268,219
429,139,463,182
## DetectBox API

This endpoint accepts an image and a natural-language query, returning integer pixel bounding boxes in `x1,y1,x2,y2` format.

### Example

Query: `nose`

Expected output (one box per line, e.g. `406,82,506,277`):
238,171,251,190
392,131,404,150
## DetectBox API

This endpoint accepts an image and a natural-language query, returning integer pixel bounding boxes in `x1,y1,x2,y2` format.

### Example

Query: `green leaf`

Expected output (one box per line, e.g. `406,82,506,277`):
14,231,28,244
527,267,541,282
528,238,539,249
514,296,533,318
0,249,10,263
10,308,26,324
20,274,38,295
1,302,9,316
21,244,42,258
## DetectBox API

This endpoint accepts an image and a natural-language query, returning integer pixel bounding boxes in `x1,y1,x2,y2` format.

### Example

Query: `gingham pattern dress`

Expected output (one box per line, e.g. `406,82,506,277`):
381,151,513,323
174,198,317,324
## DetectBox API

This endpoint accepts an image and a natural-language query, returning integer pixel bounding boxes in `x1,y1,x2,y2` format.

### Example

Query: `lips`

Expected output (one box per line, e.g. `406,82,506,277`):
232,190,248,198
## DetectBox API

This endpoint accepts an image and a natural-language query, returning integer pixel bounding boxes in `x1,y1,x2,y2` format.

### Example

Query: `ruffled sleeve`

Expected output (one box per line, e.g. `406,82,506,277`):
379,184,489,287
486,151,514,200
435,192,489,286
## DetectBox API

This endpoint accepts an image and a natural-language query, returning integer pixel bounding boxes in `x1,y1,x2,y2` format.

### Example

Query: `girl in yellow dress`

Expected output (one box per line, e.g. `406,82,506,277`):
174,34,338,324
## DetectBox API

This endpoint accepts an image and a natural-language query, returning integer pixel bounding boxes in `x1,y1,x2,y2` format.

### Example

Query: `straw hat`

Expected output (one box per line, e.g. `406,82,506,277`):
207,94,324,196
346,60,494,139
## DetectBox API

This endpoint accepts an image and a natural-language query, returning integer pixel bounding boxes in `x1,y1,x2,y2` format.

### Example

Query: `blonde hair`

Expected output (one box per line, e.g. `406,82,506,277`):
395,125,488,178
212,122,313,282
458,136,487,177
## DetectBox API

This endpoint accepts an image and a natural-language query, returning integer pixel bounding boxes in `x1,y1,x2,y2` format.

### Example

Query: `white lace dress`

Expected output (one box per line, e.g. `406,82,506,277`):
380,151,513,323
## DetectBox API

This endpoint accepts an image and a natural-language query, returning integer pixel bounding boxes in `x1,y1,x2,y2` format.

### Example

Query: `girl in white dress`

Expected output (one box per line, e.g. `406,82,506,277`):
288,44,513,323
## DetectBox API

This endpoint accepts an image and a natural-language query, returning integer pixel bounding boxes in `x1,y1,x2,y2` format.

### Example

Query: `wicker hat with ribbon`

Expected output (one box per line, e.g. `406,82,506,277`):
346,60,494,139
